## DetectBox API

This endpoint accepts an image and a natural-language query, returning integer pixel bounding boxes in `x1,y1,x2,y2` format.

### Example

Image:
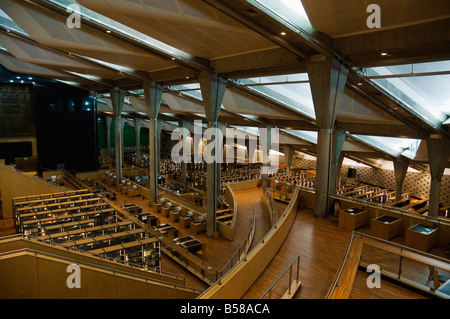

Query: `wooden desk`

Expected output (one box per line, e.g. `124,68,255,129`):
161,205,173,218
154,223,178,240
126,188,141,197
405,224,439,252
152,202,163,214
170,210,180,223
370,215,402,240
190,221,207,234
174,236,204,254
217,213,233,223
338,207,369,231
180,216,193,228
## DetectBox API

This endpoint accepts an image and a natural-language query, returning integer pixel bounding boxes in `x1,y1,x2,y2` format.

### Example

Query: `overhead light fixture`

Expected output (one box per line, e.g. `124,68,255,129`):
381,52,388,56
280,31,287,36
171,57,176,61
106,30,111,33
357,82,363,86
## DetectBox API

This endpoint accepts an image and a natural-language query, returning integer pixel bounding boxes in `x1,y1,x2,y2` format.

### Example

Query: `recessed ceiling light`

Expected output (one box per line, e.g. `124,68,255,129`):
381,52,388,56
357,82,363,86
280,31,287,36
171,57,176,61
106,30,111,33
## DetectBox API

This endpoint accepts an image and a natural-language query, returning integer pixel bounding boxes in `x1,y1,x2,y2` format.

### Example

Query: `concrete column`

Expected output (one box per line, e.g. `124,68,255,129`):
306,56,349,218
283,145,295,175
426,136,450,217
199,71,227,237
217,122,227,195
106,116,112,158
157,119,164,174
110,88,125,184
144,81,163,206
393,158,409,202
258,124,272,188
329,128,346,195
178,120,191,185
134,118,143,167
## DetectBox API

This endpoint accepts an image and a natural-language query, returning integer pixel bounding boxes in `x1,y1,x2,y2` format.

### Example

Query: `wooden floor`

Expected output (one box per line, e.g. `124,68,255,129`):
3,180,449,299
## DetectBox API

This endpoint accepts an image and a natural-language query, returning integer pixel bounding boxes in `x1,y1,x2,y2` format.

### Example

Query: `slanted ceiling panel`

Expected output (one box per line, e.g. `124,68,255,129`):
0,34,121,80
2,0,174,72
337,87,401,124
77,0,276,59
223,88,294,119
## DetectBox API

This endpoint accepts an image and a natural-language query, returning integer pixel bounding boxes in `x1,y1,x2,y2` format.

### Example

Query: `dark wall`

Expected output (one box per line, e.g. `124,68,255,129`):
34,82,98,173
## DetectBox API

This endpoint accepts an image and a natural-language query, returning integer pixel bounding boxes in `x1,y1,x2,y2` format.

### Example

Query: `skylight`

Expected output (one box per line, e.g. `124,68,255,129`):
352,135,421,159
365,61,450,125
239,74,315,119
45,0,192,60
0,9,28,36
248,0,313,32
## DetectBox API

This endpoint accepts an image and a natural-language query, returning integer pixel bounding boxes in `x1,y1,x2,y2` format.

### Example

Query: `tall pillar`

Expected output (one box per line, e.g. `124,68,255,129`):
329,128,346,195
110,88,125,185
259,124,272,188
426,136,450,217
217,122,227,195
306,56,349,218
393,158,409,202
199,71,227,237
106,116,112,158
144,81,163,206
283,145,295,175
134,118,143,167
178,120,191,185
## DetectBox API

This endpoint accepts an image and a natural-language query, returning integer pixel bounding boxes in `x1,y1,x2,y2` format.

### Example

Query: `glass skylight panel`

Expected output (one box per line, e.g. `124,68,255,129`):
366,61,450,123
46,0,190,59
249,0,314,31
282,130,317,144
241,76,315,119
353,135,420,159
0,9,28,36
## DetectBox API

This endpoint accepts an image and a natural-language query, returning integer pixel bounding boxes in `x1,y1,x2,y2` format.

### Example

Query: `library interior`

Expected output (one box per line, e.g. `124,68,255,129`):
0,0,450,300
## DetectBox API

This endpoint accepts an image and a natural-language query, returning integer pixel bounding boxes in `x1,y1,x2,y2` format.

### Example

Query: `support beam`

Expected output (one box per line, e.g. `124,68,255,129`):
426,136,450,218
134,118,143,167
106,116,112,158
178,120,191,185
259,124,272,188
110,88,125,185
329,129,346,195
199,71,227,238
306,56,349,218
283,145,295,175
393,158,409,202
144,81,163,206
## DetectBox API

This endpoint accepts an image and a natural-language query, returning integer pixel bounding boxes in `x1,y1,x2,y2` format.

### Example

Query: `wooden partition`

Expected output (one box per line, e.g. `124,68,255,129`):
198,186,300,299
227,178,261,192
0,248,200,299
0,163,69,219
0,235,184,286
217,184,238,240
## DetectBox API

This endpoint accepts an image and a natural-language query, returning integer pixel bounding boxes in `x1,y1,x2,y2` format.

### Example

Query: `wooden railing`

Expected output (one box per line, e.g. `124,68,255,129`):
217,208,256,280
198,186,301,299
326,231,450,299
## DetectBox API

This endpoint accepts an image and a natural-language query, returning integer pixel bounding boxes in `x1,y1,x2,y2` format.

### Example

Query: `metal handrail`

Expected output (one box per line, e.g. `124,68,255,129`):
217,208,256,280
259,253,301,299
